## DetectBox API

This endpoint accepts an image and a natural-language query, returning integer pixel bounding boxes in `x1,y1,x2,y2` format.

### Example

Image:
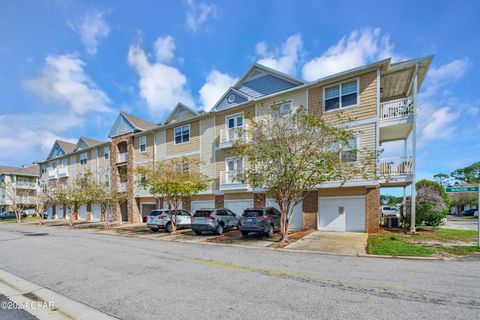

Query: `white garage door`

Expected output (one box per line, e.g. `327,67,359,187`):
191,201,215,213
91,205,102,221
48,207,53,219
78,206,87,220
224,200,253,216
56,206,64,219
266,199,303,230
319,196,365,232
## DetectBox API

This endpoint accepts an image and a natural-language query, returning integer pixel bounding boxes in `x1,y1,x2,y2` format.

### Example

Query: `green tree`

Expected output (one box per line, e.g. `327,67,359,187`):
232,106,377,242
450,162,480,184
137,157,209,233
433,173,450,187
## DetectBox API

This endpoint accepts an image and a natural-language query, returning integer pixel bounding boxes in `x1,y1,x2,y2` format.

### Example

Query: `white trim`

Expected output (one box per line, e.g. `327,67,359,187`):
376,68,381,176
153,132,157,161
319,195,366,200
174,124,191,145
334,117,376,128
305,89,309,113
317,180,379,188
269,98,293,115
322,77,360,113
225,112,244,129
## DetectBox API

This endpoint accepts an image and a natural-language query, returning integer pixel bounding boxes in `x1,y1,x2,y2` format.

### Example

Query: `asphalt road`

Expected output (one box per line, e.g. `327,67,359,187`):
0,224,479,320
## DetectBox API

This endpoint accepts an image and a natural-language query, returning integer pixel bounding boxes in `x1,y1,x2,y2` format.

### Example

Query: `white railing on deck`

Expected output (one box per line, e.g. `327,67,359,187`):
379,157,413,175
48,168,57,179
57,166,69,177
117,153,127,163
220,170,244,185
14,181,38,189
380,97,414,119
219,127,246,144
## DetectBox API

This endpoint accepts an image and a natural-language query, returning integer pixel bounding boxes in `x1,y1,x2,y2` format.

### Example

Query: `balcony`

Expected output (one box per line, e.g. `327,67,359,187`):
57,166,69,177
219,127,247,149
14,181,38,189
219,171,248,191
379,156,413,186
118,181,127,192
379,97,414,142
48,168,57,179
117,152,127,164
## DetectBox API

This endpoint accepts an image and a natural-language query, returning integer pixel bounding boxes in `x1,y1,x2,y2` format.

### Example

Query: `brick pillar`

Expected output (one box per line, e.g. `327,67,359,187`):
127,137,140,223
366,187,380,233
156,198,164,209
182,197,191,212
253,193,266,208
62,205,67,219
86,203,92,222
303,190,318,230
110,138,121,223
215,195,224,208
52,204,57,219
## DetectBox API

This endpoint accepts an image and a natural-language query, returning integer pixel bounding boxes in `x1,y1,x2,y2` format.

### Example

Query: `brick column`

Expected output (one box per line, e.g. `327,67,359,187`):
127,137,140,223
110,138,121,223
156,198,164,209
52,204,57,219
253,193,266,208
182,197,191,212
366,187,380,233
62,205,67,219
303,190,318,230
86,203,92,222
214,195,224,208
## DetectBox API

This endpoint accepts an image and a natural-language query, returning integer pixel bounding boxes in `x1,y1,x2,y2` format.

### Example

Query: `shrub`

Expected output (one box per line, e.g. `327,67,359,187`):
417,203,447,226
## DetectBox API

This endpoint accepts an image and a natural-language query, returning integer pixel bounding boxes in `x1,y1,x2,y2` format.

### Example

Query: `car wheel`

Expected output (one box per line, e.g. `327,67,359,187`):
150,228,159,232
216,224,224,235
165,223,172,232
241,231,249,237
193,230,202,235
265,224,274,238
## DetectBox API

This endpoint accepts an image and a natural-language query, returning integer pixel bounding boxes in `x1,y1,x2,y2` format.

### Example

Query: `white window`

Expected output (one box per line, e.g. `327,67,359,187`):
139,136,147,152
324,79,358,112
41,166,47,174
104,173,110,187
174,125,190,144
341,138,358,162
225,157,243,184
61,159,68,167
80,152,88,165
103,147,110,160
226,114,243,129
271,100,293,116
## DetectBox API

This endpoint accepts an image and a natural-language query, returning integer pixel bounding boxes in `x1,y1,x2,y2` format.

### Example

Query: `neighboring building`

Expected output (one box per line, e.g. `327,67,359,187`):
38,56,432,233
0,164,40,213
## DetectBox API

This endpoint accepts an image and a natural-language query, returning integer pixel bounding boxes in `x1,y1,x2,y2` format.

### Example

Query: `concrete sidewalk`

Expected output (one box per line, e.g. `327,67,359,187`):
285,231,368,256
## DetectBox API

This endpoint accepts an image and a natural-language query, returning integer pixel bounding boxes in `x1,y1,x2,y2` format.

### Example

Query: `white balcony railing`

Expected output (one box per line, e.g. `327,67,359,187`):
219,171,248,191
57,166,69,177
379,157,413,176
380,97,414,120
48,168,57,179
14,181,38,189
117,152,127,163
219,127,246,147
118,182,127,192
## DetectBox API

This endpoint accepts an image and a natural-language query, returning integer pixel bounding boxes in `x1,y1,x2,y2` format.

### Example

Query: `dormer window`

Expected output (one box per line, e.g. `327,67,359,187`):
324,79,359,112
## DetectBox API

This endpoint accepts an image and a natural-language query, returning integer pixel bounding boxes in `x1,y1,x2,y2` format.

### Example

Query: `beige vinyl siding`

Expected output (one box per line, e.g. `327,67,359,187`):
154,130,166,161
224,192,253,200
200,115,215,191
308,71,377,124
166,120,200,155
134,133,154,163
255,88,307,118
75,150,92,176
96,145,111,175
318,186,366,197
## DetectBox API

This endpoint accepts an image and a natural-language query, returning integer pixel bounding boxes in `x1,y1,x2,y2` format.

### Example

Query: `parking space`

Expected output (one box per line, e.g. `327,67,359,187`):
285,231,367,256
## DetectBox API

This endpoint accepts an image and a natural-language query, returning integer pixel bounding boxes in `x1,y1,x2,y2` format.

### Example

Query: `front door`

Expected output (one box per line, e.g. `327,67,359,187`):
226,114,243,140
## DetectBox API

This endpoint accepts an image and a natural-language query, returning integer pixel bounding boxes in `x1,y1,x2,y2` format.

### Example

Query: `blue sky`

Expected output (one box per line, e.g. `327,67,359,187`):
0,0,479,194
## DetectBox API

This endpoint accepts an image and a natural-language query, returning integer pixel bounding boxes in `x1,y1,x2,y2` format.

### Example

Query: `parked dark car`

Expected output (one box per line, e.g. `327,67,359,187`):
190,208,239,235
238,207,281,238
463,209,477,216
0,211,27,220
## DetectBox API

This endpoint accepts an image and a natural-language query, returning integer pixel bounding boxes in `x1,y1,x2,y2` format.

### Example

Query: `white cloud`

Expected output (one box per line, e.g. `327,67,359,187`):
256,34,304,75
199,70,238,110
128,39,194,115
421,59,469,98
302,28,396,81
70,11,110,55
24,54,111,114
185,0,217,32
418,103,459,145
0,113,80,164
154,35,176,63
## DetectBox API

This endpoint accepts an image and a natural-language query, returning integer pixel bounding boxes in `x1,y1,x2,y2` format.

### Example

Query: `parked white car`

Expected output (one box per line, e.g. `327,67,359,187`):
146,209,192,232
381,206,400,218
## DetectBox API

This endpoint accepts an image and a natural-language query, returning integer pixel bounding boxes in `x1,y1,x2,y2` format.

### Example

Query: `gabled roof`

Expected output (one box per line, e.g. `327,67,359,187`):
212,87,251,111
121,112,157,130
164,103,200,124
46,140,75,160
73,137,105,152
108,112,158,138
0,164,39,177
233,63,304,90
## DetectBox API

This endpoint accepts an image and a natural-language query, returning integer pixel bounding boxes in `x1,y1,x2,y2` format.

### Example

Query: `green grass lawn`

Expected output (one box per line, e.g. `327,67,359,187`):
0,215,39,223
368,227,480,257
367,234,434,256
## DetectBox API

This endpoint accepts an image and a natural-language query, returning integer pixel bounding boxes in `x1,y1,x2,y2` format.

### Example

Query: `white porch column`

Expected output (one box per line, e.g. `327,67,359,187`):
410,64,419,233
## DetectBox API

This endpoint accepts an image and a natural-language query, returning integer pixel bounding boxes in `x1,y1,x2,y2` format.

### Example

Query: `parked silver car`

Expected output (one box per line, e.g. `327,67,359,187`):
190,208,239,235
146,209,192,232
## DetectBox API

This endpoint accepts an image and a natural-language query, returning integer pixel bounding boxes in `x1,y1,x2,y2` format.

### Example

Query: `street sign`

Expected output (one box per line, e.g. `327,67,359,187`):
445,186,479,193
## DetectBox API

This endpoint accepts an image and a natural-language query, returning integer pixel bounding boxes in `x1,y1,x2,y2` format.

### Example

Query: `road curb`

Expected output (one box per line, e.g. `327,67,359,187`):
0,269,117,320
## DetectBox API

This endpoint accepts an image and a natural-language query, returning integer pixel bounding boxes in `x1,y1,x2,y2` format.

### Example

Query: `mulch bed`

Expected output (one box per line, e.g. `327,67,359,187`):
381,227,435,235
268,229,314,248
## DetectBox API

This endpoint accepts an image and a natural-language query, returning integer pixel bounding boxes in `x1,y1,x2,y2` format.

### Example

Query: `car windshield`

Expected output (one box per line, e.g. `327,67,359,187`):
194,210,213,217
242,210,264,217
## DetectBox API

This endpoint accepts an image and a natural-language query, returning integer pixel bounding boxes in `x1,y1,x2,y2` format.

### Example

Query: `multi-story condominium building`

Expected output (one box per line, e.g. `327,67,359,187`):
0,164,40,213
38,56,432,233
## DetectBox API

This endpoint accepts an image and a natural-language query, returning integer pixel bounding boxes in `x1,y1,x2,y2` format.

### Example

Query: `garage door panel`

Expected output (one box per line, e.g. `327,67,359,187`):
91,205,101,221
224,200,253,216
266,199,303,230
319,197,365,232
191,201,215,213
